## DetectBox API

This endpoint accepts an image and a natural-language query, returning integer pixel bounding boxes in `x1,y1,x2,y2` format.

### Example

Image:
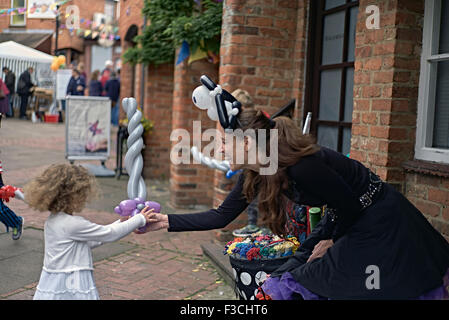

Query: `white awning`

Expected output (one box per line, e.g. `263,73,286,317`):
0,41,54,63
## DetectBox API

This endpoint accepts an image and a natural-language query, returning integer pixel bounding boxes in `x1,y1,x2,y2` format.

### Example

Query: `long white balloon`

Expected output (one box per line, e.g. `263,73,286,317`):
14,190,25,201
122,98,147,200
191,146,230,172
190,113,312,174
303,112,312,135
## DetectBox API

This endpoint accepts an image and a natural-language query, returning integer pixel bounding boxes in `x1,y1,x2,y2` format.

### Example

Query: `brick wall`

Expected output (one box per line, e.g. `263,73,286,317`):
0,0,105,54
170,57,219,209
291,0,310,124
143,63,174,180
352,0,449,241
220,0,300,114
118,0,174,180
56,0,106,53
118,0,144,106
0,0,11,30
215,0,308,237
405,172,449,242
351,0,424,192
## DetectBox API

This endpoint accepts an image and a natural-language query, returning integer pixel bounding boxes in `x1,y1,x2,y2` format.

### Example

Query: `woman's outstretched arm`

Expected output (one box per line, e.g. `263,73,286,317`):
167,174,250,232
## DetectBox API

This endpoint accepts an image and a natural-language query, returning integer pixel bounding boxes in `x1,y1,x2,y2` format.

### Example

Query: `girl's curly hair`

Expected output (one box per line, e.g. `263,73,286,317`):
24,164,99,214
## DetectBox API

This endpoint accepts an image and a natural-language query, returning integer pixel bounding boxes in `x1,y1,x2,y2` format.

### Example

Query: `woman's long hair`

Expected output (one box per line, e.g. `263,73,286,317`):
237,109,319,236
91,70,100,81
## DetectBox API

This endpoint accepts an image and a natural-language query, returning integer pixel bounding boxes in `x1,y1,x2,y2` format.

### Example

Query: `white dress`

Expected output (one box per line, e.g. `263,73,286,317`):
33,212,146,300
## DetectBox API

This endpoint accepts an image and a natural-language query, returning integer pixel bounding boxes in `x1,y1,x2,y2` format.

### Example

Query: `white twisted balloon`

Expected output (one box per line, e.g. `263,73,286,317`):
191,146,231,172
122,98,147,200
14,190,25,201
303,112,312,135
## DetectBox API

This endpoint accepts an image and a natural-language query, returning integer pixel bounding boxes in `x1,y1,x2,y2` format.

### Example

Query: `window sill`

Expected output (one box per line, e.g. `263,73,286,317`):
402,159,449,178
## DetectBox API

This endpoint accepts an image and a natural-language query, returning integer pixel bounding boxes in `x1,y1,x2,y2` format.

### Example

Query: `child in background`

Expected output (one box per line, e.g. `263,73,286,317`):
0,160,24,240
25,164,152,300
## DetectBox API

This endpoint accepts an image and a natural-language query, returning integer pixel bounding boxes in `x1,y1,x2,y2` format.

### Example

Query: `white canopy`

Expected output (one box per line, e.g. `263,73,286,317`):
0,41,53,63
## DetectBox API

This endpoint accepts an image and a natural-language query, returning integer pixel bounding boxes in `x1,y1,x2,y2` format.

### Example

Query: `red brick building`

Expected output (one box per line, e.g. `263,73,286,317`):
119,0,449,242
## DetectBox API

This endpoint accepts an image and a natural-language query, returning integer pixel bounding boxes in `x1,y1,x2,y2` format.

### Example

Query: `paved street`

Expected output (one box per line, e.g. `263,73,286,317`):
0,117,237,300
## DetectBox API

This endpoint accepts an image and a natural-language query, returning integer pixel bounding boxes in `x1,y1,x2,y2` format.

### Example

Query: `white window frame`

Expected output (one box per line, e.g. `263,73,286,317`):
416,0,449,164
10,0,26,27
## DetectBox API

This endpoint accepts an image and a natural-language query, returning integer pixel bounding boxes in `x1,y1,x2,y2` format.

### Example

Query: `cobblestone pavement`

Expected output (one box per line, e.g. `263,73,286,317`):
0,118,237,300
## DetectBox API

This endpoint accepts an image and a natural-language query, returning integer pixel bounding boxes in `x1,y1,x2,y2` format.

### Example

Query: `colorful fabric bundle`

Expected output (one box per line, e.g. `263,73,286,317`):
225,232,302,299
224,234,301,261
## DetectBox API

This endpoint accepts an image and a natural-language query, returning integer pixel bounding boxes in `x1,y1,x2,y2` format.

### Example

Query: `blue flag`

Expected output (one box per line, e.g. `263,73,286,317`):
176,41,190,65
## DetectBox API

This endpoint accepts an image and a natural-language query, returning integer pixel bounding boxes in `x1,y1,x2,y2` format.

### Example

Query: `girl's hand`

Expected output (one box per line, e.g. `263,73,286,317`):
140,207,155,224
307,239,334,263
119,207,154,224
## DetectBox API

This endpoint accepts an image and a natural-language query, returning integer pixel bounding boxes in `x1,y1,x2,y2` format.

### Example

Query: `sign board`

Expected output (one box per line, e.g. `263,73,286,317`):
65,96,111,161
28,0,57,19
36,63,55,89
56,69,72,100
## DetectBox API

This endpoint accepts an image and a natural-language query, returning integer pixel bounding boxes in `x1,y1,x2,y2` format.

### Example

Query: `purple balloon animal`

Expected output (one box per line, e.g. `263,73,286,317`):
114,197,161,233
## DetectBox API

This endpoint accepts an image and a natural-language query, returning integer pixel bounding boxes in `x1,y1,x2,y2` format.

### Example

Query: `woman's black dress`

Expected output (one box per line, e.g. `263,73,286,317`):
167,147,449,299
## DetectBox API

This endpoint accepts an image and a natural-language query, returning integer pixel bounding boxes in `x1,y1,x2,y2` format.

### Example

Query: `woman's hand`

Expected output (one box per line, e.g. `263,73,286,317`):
307,239,334,263
119,206,169,233
135,207,169,234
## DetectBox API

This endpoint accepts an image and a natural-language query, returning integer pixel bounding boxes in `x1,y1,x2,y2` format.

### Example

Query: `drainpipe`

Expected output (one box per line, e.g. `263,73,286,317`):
140,15,147,110
55,4,60,55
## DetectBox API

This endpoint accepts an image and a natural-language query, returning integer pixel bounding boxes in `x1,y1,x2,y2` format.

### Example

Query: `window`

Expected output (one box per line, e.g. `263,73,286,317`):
305,0,358,155
416,0,449,164
10,0,26,26
91,45,112,73
104,0,116,22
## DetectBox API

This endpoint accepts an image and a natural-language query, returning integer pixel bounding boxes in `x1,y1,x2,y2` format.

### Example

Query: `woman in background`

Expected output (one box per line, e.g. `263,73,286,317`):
89,70,103,97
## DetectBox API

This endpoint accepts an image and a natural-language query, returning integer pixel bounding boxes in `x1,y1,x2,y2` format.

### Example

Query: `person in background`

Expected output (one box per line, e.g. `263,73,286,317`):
88,70,103,97
0,160,24,241
0,77,10,117
230,89,270,237
100,60,113,92
17,67,35,120
3,67,16,118
105,71,120,127
77,62,87,95
66,69,86,96
77,62,87,80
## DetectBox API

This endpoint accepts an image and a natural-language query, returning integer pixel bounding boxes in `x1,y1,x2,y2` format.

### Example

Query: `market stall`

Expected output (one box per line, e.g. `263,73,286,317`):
0,41,55,118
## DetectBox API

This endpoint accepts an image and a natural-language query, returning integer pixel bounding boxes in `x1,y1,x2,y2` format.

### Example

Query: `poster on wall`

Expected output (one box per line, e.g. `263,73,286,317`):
28,0,57,19
66,96,111,161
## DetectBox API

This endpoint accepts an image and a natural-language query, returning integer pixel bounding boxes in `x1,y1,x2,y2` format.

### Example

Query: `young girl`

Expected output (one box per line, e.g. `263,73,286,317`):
24,164,152,300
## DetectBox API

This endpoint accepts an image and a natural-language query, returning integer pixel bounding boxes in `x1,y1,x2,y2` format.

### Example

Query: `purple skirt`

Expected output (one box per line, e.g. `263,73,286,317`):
262,269,449,300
